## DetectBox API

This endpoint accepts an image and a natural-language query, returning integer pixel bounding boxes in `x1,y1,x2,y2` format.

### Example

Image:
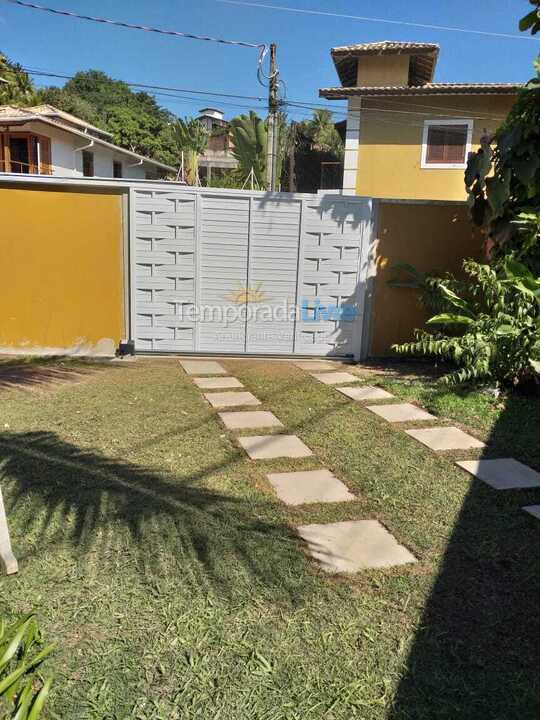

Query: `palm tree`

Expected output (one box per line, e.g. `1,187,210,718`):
229,111,267,187
307,109,343,158
171,117,208,185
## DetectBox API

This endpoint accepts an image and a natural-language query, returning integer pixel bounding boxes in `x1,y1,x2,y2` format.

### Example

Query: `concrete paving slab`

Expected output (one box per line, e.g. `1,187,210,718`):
297,520,416,573
238,435,312,459
219,411,283,430
523,505,540,520
267,469,355,505
367,402,436,423
180,360,227,375
193,377,244,389
407,426,485,451
337,385,394,401
295,360,337,370
311,371,360,385
456,458,540,490
204,391,261,408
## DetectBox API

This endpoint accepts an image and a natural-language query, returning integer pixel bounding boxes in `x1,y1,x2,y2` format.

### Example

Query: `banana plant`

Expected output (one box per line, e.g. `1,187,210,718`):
229,111,267,188
0,615,55,719
171,118,208,185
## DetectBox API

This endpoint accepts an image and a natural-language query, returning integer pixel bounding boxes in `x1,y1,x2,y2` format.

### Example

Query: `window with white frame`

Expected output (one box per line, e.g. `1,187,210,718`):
421,119,473,169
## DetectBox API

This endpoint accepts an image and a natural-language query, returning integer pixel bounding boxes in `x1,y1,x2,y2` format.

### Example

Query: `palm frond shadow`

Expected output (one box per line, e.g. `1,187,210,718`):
0,431,305,602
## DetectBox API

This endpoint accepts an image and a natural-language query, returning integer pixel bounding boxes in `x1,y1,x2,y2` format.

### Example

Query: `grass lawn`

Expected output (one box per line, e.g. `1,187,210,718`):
0,356,539,719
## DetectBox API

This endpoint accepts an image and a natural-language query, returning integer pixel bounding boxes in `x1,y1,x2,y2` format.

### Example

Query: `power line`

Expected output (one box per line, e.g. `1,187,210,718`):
219,0,540,42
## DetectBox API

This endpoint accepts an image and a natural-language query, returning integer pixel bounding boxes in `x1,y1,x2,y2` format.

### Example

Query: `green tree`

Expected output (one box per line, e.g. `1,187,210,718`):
304,109,343,158
0,54,37,106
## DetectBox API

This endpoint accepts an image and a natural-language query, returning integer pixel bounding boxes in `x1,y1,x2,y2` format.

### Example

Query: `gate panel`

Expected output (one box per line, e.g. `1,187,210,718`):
133,185,372,358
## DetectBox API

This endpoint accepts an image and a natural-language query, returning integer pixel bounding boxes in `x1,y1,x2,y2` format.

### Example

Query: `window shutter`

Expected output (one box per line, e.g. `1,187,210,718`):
39,136,52,175
425,124,468,165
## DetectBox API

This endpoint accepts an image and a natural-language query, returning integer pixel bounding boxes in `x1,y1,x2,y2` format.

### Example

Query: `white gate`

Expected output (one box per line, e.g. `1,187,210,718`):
132,186,373,357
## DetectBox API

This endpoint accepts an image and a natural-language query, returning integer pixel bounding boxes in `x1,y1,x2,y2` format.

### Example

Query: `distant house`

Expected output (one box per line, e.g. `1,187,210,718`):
320,41,522,200
196,108,238,184
0,104,175,179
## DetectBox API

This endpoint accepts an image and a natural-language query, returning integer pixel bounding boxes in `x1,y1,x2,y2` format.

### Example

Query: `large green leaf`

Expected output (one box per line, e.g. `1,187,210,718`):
426,313,475,326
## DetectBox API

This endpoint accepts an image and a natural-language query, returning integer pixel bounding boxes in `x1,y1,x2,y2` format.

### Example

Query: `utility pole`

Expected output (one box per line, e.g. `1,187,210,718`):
265,42,279,192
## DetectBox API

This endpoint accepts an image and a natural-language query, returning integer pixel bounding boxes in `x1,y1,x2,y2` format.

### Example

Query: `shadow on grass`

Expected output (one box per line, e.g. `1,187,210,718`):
388,393,540,719
0,430,305,602
0,357,117,391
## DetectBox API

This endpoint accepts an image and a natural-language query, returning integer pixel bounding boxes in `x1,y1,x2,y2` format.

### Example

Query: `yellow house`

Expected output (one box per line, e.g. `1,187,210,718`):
320,41,521,200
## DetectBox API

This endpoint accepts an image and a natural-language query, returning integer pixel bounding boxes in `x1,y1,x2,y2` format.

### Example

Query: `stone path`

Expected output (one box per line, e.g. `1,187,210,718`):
366,402,436,423
337,385,394,401
267,469,355,506
204,391,261,409
311,371,361,385
180,360,227,375
456,459,540,490
238,435,313,459
297,520,417,573
193,377,244,389
219,410,283,430
406,426,485,451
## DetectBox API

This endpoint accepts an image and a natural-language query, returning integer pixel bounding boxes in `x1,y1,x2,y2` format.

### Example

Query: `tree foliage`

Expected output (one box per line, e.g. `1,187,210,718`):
171,117,208,185
0,54,37,106
230,111,268,187
465,5,540,274
393,259,540,386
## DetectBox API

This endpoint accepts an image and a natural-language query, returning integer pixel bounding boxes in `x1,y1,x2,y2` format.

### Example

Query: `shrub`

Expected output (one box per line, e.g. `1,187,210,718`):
393,259,540,386
0,615,55,719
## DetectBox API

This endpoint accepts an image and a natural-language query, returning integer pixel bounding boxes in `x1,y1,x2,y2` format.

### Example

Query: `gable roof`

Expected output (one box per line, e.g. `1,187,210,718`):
331,41,440,87
0,105,176,172
26,104,113,138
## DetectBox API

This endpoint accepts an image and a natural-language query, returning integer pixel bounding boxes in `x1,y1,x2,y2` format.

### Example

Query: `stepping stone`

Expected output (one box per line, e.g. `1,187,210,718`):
311,372,360,385
193,377,244,389
295,360,336,370
337,385,394,401
456,458,540,490
367,403,436,423
204,391,261,408
219,410,283,430
523,505,540,520
406,426,485,451
297,520,416,573
180,360,226,375
267,469,355,506
238,435,312,459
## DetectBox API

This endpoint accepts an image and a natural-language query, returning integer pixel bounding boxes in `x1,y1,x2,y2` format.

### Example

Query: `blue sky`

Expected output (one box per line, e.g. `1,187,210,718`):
1,0,538,122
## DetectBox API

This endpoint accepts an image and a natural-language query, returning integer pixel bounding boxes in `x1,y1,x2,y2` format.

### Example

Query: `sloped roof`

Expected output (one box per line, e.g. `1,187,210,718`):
331,40,440,87
27,104,112,138
0,105,175,171
320,82,523,99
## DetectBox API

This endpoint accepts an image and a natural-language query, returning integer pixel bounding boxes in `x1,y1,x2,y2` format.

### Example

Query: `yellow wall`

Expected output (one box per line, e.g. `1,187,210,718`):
0,187,124,355
356,95,516,201
356,55,410,87
370,202,484,356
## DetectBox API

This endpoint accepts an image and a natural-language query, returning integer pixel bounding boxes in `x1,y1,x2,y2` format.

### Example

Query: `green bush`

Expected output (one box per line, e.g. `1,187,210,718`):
0,615,55,719
393,259,540,386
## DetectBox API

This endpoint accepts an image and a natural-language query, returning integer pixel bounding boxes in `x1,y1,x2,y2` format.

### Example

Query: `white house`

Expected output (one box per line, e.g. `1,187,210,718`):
0,104,176,179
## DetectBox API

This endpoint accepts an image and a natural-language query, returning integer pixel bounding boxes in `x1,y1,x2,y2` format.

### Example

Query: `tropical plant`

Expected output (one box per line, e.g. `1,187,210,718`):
229,111,267,187
171,117,208,185
0,615,55,719
0,54,37,106
465,5,540,274
304,109,343,158
393,259,540,386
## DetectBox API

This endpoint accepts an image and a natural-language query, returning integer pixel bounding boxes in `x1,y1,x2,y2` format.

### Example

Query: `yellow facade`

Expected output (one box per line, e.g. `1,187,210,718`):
0,187,124,355
356,95,516,201
356,54,410,87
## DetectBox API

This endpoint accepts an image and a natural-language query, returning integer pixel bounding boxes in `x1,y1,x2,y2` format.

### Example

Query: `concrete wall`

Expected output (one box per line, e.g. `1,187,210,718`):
369,201,484,356
0,186,125,355
355,95,516,201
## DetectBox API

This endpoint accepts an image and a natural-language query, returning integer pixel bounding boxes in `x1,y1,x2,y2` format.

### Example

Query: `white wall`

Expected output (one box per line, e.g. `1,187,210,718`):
9,121,155,179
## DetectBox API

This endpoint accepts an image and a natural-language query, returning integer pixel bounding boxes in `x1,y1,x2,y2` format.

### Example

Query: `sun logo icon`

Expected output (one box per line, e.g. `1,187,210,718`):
225,282,269,304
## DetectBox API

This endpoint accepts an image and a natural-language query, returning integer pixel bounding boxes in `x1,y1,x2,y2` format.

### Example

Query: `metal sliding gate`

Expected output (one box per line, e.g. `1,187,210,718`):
132,186,373,357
